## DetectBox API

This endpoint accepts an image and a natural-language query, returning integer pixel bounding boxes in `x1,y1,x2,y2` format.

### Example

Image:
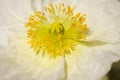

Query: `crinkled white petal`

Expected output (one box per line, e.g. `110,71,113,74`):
66,44,120,80
0,0,120,80
0,0,34,46
0,0,34,22
0,58,31,80
0,32,65,80
0,0,66,79
0,54,65,80
75,0,120,43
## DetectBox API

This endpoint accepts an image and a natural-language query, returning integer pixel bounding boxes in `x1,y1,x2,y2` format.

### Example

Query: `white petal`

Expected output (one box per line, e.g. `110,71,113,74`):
0,32,65,80
29,0,46,11
32,0,78,11
76,0,120,43
65,44,120,80
0,0,35,46
0,58,30,80
1,0,120,80
0,0,34,23
0,52,65,80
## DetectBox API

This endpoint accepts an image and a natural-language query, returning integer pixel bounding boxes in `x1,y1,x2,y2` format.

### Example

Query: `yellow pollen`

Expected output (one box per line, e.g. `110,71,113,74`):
25,3,89,58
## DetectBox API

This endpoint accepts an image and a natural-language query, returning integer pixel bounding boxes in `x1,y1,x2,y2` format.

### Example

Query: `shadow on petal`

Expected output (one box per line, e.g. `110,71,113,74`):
80,40,107,47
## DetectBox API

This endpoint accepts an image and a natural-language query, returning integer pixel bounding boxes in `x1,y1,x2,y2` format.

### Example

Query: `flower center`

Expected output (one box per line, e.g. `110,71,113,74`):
25,3,89,58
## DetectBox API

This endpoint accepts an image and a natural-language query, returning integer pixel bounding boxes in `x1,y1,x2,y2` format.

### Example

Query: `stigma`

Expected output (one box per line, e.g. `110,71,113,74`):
25,3,89,58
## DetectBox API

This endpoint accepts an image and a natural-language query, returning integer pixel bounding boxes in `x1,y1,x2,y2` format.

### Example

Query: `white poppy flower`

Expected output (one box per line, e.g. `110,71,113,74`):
0,0,120,80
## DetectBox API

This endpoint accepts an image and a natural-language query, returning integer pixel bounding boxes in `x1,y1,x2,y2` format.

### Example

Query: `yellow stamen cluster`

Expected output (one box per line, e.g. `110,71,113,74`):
25,3,89,58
